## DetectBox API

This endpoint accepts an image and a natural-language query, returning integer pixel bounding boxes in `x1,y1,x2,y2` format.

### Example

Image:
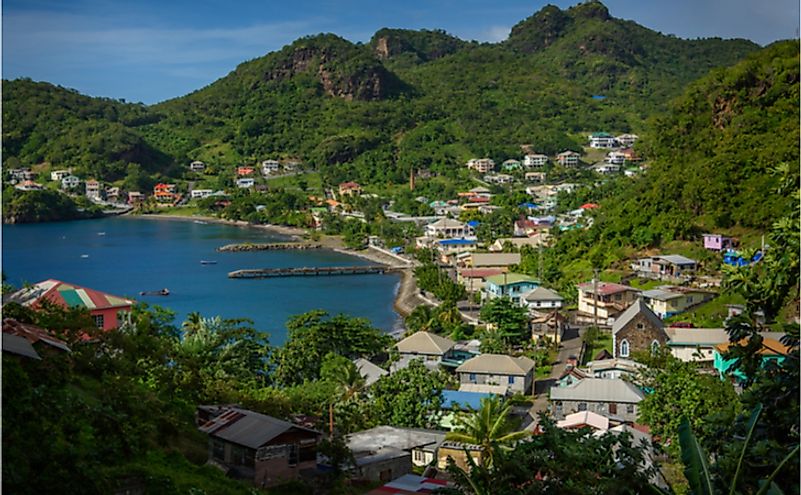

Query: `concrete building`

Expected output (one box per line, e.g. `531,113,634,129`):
612,299,669,359
456,354,536,395
550,378,644,422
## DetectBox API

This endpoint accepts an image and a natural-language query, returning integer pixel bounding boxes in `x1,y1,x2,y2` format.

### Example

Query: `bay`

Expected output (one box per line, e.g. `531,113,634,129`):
1,216,402,344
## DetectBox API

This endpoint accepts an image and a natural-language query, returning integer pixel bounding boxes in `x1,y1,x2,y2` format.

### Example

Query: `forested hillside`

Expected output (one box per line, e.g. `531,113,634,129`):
2,1,758,186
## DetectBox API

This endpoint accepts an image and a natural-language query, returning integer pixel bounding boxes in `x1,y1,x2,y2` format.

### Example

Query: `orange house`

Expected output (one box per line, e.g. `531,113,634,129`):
237,167,255,176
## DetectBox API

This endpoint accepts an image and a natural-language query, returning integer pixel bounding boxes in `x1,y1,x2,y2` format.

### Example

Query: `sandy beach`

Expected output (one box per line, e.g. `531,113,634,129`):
138,213,308,239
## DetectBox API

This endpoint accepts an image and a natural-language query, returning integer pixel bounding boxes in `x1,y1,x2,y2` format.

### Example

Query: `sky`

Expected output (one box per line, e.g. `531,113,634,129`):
3,0,799,104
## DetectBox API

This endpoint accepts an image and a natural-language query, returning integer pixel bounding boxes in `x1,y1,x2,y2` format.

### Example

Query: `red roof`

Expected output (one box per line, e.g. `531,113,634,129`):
339,181,361,189
2,318,71,352
580,203,599,209
578,281,634,295
11,279,134,312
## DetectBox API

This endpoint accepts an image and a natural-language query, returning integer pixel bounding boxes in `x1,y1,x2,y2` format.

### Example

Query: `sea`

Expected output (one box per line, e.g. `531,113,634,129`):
1,216,402,344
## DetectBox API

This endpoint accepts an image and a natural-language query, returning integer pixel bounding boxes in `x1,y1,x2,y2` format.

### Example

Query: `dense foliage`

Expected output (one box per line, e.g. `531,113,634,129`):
2,187,104,223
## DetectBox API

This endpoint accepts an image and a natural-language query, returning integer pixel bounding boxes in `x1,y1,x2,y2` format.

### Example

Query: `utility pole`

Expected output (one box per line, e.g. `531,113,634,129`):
538,242,544,282
592,268,599,331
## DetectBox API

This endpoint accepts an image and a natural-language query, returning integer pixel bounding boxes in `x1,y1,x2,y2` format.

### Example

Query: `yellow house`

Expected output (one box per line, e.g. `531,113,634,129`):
437,441,483,470
641,287,717,319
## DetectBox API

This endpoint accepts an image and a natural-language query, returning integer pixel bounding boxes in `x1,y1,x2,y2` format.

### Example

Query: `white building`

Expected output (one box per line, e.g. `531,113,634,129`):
605,151,627,165
261,160,281,175
85,180,102,200
190,189,213,199
522,286,564,311
616,134,639,147
61,175,80,189
189,160,206,172
523,154,549,168
235,178,255,188
50,170,70,181
425,218,469,238
484,174,514,185
589,133,617,149
556,151,580,167
525,172,546,183
595,164,620,175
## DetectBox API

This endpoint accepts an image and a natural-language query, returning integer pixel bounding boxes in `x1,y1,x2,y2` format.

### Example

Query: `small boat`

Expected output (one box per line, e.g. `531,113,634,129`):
193,220,208,225
140,288,170,296
200,260,217,265
80,254,89,258
97,232,106,236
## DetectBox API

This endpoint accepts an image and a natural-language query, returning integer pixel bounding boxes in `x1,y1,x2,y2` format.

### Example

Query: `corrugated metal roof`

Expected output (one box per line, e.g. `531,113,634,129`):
471,253,521,267
396,331,454,355
485,273,538,286
353,358,388,387
612,299,664,335
3,333,41,360
654,254,696,265
456,354,535,375
8,279,134,312
550,378,644,403
202,407,319,449
523,286,563,302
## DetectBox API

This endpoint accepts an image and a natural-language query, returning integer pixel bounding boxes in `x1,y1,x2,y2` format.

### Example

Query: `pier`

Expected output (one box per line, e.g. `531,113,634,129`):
228,265,405,278
217,242,322,252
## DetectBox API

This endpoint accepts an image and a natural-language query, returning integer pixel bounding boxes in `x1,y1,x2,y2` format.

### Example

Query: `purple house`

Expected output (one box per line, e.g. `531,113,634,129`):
703,234,734,251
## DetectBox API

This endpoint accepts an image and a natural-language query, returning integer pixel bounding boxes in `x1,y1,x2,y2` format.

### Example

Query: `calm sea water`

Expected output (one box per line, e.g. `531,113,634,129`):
2,217,402,344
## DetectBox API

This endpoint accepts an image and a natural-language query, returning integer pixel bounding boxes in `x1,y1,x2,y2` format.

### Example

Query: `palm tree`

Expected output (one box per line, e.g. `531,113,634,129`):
327,360,366,436
446,396,529,468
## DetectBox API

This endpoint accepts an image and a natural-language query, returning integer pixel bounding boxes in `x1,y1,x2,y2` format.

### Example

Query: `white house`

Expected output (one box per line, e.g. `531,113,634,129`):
466,158,495,174
525,172,547,183
261,160,281,175
523,154,548,168
616,134,639,147
190,189,213,199
588,132,617,149
595,164,620,175
425,218,469,238
236,178,255,188
605,151,627,165
556,151,580,167
61,175,80,189
85,180,102,200
189,160,206,172
522,286,564,311
484,174,514,185
50,170,70,181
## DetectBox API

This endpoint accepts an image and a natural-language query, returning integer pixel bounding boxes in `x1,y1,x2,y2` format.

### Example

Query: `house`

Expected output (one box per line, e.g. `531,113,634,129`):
3,318,71,360
437,238,477,260
425,218,468,238
589,132,617,149
457,268,506,292
237,166,255,176
576,282,640,323
631,255,698,280
555,364,590,388
50,170,70,181
612,299,668,359
501,159,522,171
595,163,620,175
484,273,539,304
197,405,320,487
105,187,120,203
466,158,495,174
468,186,492,198
189,160,206,172
438,390,496,430
489,235,550,252
665,327,732,362
530,310,568,344
513,219,539,237
338,181,362,197
456,354,536,395
641,286,717,318
522,286,563,311
353,358,388,387
556,150,580,167
585,358,646,379
7,279,134,331
394,331,455,371
7,168,35,183
702,233,735,251
557,411,610,431
14,180,44,191
550,378,644,421
190,189,214,199
616,133,639,147
366,474,450,495
437,442,484,470
128,191,145,205
346,426,446,481
619,147,641,162
153,183,176,202
85,180,102,199
61,175,80,189
605,151,627,165
714,338,790,383
525,172,547,183
236,178,255,189
484,174,514,184
465,253,521,269
523,154,549,168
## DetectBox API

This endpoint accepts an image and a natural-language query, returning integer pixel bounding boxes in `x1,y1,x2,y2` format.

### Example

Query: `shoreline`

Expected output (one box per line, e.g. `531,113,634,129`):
136,213,308,240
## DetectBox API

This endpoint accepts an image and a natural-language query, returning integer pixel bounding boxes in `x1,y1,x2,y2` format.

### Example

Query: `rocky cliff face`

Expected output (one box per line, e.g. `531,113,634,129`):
370,28,467,63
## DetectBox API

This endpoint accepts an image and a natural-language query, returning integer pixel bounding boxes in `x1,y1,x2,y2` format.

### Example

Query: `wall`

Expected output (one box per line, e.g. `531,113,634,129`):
614,311,668,358
459,371,531,394
552,399,639,422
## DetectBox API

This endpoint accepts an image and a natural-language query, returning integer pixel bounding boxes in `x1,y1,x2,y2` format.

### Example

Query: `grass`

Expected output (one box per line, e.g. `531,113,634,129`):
266,171,323,194
628,278,663,290
584,332,613,363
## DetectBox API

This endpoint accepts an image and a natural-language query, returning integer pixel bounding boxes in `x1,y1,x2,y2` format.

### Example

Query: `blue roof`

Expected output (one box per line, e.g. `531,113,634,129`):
591,95,606,100
438,238,476,246
466,220,480,228
519,202,538,209
442,390,494,410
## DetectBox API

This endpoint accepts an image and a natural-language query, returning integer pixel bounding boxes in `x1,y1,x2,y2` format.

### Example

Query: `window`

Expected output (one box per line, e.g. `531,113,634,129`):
620,339,630,357
211,439,225,461
555,401,563,410
626,404,635,414
508,376,515,384
468,373,476,382
651,340,661,354
636,323,644,330
92,314,105,329
288,444,299,466
609,403,617,415
578,402,587,411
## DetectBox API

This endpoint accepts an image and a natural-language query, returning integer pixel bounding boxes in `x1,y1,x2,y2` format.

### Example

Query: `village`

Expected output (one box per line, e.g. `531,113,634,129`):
2,128,789,493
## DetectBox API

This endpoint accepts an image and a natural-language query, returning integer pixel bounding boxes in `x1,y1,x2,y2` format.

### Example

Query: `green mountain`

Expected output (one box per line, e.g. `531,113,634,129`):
2,1,759,187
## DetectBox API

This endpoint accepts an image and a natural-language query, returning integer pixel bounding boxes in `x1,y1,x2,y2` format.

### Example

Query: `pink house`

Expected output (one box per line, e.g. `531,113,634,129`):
703,234,735,251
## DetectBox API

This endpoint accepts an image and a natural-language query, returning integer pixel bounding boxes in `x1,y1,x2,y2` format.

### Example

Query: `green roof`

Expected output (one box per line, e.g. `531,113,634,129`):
485,273,538,286
591,132,613,138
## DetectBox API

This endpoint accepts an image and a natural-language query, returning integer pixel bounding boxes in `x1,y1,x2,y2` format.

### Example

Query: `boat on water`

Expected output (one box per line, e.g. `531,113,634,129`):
193,220,208,225
140,288,170,296
80,254,89,258
200,260,217,265
97,232,106,236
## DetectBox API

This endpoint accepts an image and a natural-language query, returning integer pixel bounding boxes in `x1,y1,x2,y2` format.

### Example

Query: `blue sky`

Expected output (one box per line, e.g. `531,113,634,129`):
3,0,799,104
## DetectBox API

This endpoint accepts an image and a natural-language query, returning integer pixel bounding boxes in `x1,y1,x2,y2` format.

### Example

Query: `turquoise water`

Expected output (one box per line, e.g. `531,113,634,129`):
2,217,402,344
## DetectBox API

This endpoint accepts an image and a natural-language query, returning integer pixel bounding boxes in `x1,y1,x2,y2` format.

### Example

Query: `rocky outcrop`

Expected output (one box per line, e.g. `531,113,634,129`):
370,28,467,62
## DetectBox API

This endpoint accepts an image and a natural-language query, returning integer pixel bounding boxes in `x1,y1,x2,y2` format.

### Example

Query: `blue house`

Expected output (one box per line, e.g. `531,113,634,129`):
713,337,789,383
484,273,539,304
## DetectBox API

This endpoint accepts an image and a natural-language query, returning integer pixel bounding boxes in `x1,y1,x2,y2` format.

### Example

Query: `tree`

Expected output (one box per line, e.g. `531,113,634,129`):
479,297,530,347
274,311,391,386
320,353,366,435
445,396,529,468
369,359,451,428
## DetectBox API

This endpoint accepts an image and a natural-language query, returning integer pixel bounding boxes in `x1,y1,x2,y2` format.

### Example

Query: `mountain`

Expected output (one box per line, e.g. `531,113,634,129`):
3,1,760,186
